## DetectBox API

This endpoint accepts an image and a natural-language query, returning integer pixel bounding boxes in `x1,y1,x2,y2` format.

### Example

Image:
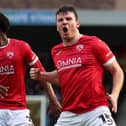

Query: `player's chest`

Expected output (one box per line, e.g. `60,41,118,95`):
0,46,22,63
54,44,95,69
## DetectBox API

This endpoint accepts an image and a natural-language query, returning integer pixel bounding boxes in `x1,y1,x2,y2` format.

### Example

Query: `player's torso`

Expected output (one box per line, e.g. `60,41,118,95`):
0,39,27,109
0,39,25,82
52,36,107,113
54,39,102,88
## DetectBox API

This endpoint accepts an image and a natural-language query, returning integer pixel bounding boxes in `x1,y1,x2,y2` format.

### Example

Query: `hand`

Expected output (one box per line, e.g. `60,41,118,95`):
30,68,41,80
47,100,61,118
0,85,9,99
107,93,118,113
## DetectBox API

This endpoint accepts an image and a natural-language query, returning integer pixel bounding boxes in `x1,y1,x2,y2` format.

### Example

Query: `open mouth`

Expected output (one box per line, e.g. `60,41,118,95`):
63,27,68,33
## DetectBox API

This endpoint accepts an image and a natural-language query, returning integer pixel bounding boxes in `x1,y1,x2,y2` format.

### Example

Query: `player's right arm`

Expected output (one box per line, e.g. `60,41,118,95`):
22,41,61,116
30,68,60,85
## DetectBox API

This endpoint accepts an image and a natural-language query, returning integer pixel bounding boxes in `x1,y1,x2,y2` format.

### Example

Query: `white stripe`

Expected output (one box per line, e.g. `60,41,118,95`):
0,72,14,75
32,54,36,60
103,56,116,66
58,64,82,72
29,56,38,66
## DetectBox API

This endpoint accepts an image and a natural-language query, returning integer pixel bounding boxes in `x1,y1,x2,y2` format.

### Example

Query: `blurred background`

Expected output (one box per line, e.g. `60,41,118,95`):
0,0,126,126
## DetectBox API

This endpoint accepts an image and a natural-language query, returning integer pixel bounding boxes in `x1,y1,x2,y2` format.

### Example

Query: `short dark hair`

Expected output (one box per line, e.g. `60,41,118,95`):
56,5,78,20
0,12,10,33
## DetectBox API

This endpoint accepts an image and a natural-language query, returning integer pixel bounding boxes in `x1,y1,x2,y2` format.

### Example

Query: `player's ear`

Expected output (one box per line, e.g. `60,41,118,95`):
76,21,80,28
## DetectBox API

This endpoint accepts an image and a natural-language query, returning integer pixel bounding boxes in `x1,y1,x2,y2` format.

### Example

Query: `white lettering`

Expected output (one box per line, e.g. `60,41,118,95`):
56,57,82,70
0,65,15,75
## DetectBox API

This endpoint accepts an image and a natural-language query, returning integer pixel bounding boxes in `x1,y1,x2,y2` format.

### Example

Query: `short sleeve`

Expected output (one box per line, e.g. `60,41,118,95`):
23,42,45,72
93,39,115,66
22,43,36,64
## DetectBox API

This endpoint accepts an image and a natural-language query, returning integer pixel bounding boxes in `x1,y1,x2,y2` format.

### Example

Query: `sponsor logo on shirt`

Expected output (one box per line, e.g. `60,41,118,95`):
0,64,15,75
57,57,82,72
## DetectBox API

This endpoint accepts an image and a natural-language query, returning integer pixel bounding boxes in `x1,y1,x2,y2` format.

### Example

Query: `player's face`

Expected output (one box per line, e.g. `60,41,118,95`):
56,11,80,41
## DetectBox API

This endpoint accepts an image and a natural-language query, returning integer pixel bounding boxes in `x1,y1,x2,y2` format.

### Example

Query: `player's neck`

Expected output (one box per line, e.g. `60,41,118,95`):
63,32,82,47
0,33,8,46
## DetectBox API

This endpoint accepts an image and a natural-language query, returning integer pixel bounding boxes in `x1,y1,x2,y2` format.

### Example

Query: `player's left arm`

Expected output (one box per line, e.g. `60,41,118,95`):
0,85,9,99
104,58,124,113
93,38,124,113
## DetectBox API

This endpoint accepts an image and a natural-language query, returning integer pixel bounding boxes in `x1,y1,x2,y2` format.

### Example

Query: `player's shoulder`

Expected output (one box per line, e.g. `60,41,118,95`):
9,38,30,47
82,35,100,42
82,35,104,46
51,42,64,57
51,42,63,53
10,38,26,44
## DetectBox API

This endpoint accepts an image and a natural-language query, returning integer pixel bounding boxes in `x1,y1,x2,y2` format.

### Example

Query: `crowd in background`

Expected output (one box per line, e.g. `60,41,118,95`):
0,0,115,9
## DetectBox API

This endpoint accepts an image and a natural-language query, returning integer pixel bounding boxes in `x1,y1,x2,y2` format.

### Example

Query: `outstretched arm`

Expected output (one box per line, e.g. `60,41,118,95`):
24,43,61,116
104,59,124,113
30,60,61,116
30,68,60,84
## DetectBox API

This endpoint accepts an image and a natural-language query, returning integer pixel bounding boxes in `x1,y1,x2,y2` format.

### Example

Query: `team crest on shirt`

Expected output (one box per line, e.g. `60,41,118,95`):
76,44,84,52
7,52,14,59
